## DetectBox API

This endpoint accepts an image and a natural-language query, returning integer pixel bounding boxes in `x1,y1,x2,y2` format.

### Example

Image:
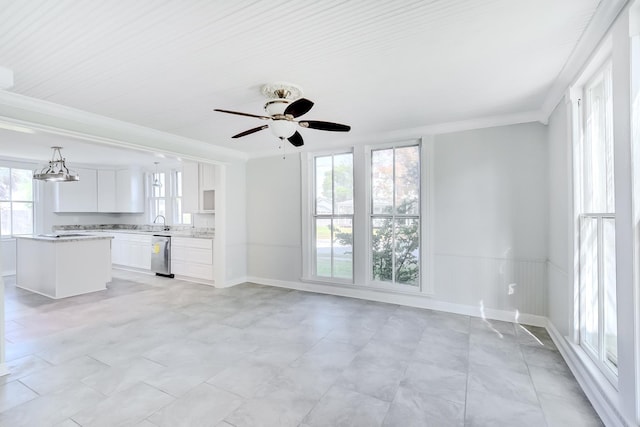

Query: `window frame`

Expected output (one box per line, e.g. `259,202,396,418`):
572,58,619,386
301,139,433,294
172,169,191,225
367,141,422,290
0,166,34,238
308,149,355,284
147,170,167,224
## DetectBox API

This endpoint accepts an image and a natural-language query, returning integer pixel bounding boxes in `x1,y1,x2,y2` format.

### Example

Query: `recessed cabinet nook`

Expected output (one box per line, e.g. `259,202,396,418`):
182,161,216,213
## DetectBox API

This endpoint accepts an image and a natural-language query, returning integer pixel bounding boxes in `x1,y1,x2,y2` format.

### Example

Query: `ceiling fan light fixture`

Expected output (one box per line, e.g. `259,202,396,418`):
269,119,297,139
33,146,79,182
264,99,290,116
215,82,351,148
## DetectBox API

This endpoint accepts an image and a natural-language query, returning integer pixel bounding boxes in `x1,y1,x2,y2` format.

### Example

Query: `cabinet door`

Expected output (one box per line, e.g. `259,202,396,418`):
199,163,216,191
53,168,98,212
116,169,145,213
111,234,124,265
97,170,117,212
182,161,199,213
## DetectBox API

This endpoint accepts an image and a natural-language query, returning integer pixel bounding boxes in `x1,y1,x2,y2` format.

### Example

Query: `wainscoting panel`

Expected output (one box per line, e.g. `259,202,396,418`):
434,253,547,316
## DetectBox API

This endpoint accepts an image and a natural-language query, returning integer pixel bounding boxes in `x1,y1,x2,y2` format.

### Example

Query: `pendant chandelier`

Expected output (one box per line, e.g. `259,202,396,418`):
152,162,162,188
33,146,79,182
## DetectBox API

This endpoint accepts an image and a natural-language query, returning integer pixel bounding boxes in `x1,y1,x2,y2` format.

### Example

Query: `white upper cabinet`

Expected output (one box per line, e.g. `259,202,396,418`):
116,169,145,213
53,168,98,212
97,170,117,212
54,168,144,213
183,161,216,213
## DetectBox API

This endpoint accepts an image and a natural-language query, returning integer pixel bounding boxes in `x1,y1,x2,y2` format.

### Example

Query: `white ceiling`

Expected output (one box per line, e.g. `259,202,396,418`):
0,0,603,158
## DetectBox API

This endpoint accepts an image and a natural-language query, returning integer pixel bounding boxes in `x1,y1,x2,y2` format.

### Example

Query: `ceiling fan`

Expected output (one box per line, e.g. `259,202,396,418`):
214,82,350,147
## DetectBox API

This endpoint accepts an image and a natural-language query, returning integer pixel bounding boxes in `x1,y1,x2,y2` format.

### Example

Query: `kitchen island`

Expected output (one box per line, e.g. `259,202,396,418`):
16,234,113,299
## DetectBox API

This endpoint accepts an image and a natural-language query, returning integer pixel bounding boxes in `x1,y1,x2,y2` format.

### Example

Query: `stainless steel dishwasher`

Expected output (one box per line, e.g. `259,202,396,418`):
151,235,174,278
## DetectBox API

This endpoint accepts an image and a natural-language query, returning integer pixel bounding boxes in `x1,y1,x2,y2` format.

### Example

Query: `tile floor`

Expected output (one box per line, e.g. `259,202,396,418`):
0,270,602,426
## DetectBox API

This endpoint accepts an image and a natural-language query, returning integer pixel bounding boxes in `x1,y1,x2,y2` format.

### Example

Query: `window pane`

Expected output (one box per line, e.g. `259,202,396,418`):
315,156,332,215
603,217,617,371
395,218,419,286
315,218,332,277
158,199,166,217
580,216,599,353
0,168,9,200
372,149,393,214
11,169,33,201
152,173,165,197
0,201,10,235
176,171,183,197
12,202,33,235
372,217,393,282
395,146,420,215
333,218,352,279
174,198,182,224
333,153,353,215
583,67,615,214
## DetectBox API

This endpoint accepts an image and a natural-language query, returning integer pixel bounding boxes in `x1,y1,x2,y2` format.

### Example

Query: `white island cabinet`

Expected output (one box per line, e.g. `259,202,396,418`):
15,234,113,299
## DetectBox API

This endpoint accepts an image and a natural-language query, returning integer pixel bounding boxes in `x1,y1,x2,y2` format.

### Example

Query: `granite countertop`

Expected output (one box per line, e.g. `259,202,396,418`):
52,225,215,239
96,230,215,239
17,234,114,243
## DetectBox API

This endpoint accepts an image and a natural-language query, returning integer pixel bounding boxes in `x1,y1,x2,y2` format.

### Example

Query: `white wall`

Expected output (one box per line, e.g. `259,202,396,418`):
247,155,302,282
433,123,548,316
542,6,640,425
546,101,572,337
246,122,548,317
223,160,247,284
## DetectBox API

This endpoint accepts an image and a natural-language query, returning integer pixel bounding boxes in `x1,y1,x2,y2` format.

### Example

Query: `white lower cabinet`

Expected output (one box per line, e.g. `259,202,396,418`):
111,233,152,270
171,237,214,281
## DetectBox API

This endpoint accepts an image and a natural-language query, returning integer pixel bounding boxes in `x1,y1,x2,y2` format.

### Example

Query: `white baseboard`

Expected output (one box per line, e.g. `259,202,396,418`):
220,276,248,288
246,276,547,327
546,321,629,427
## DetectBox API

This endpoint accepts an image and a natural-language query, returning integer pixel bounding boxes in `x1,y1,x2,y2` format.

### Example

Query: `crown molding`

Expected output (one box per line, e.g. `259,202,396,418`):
246,109,543,159
0,90,248,163
540,0,629,121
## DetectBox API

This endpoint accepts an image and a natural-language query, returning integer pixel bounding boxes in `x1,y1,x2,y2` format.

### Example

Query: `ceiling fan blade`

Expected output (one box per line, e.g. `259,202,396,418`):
284,98,314,118
232,125,269,138
287,131,304,147
299,120,351,132
214,109,270,120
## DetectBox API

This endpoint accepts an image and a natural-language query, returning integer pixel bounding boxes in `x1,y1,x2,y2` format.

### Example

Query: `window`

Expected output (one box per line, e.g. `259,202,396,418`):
312,152,354,280
148,170,192,225
173,170,191,225
148,171,166,222
0,167,34,237
575,61,618,379
370,144,420,286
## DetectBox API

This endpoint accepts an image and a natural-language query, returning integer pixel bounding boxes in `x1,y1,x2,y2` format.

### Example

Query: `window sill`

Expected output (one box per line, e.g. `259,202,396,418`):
566,339,618,391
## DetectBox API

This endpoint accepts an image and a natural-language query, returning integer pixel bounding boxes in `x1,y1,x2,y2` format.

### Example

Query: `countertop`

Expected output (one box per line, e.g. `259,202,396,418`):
16,234,114,243
49,230,215,239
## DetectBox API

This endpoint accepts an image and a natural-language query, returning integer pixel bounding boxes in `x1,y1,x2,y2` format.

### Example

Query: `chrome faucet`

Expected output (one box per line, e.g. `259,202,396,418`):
153,215,169,231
